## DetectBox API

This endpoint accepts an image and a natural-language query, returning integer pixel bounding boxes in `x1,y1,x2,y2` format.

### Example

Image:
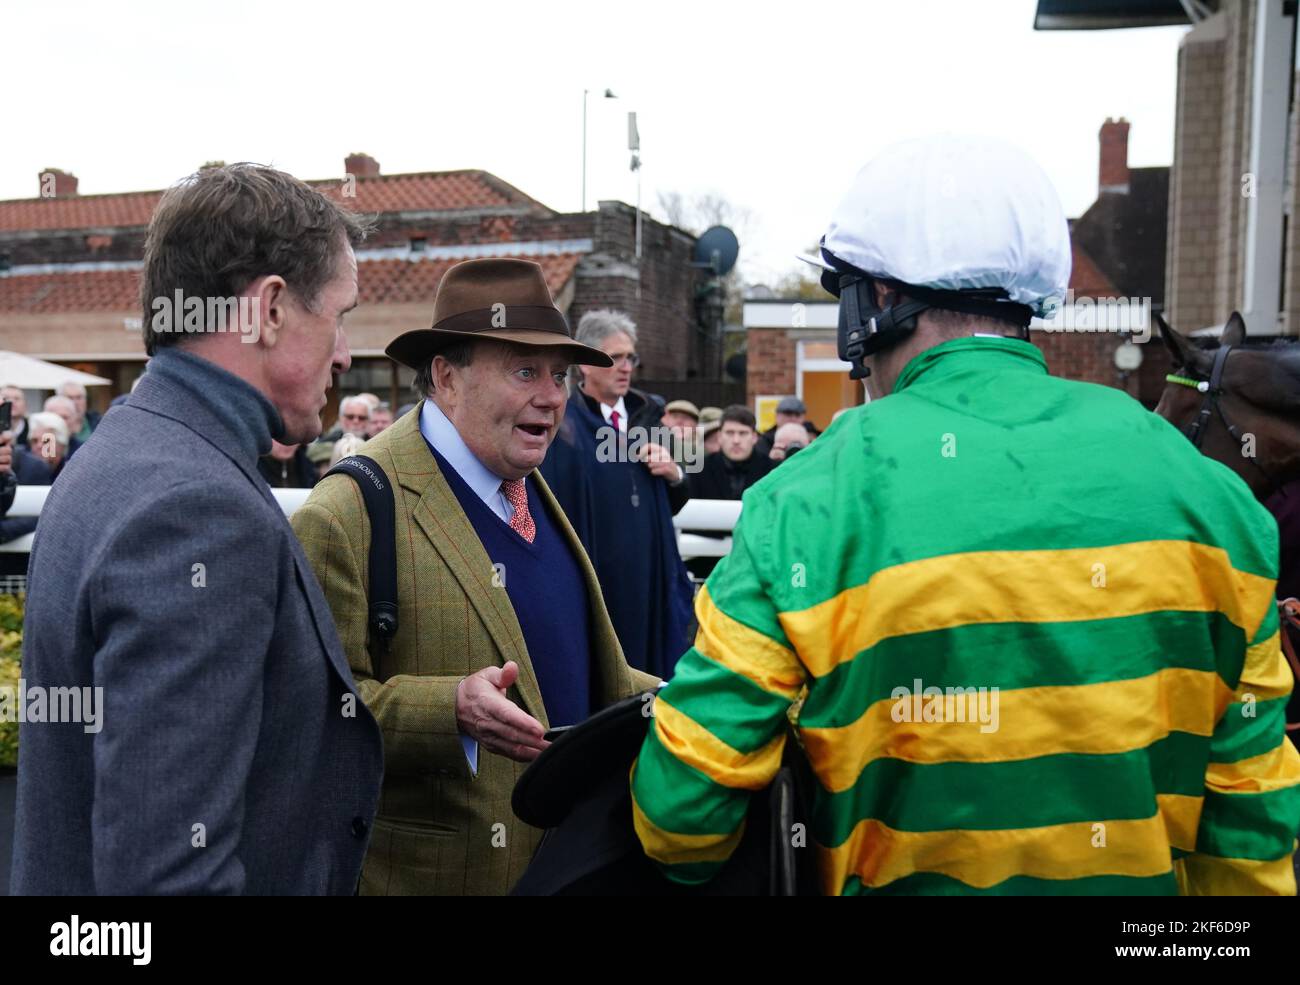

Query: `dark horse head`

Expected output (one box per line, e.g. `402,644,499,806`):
1155,312,1300,501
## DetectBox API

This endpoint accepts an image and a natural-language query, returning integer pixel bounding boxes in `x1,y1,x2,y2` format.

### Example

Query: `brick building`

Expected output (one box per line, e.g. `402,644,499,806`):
0,155,707,421
1039,0,1299,340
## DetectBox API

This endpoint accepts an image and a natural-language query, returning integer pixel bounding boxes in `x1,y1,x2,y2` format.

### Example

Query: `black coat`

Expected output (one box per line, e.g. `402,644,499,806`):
688,450,776,501
257,448,319,489
540,388,694,679
0,447,54,544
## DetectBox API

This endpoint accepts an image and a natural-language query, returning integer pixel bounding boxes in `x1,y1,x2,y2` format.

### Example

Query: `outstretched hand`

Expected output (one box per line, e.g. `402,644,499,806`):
455,661,550,762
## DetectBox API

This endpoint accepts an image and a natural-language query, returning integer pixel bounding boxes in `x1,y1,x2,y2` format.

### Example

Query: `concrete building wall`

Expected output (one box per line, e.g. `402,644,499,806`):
1166,12,1226,333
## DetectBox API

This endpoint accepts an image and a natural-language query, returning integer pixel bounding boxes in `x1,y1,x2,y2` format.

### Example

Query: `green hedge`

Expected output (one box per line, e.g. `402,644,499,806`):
0,593,23,769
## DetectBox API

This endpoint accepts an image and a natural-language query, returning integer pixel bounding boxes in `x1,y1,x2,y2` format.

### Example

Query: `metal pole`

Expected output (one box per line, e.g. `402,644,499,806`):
1240,0,1290,334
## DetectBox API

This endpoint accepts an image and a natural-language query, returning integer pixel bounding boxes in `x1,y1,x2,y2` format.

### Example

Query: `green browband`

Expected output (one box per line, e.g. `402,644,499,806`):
1165,374,1209,392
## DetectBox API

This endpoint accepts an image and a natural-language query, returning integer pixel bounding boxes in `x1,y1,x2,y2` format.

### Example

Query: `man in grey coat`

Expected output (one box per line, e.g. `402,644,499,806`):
10,164,383,895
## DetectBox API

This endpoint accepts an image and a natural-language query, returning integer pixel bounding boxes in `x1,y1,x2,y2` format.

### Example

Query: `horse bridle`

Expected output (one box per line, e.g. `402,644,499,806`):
1165,343,1283,492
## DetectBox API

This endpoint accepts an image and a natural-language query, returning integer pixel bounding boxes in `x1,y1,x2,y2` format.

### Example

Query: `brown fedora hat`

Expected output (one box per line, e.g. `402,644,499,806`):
385,257,613,369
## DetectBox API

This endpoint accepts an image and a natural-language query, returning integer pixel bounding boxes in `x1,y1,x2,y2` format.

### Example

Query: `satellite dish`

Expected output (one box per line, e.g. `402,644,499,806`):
694,226,739,276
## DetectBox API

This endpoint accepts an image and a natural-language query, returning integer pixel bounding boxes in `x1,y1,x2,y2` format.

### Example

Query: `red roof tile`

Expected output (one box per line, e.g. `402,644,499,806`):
359,255,580,306
0,267,139,313
1068,239,1118,298
0,254,582,315
0,170,546,234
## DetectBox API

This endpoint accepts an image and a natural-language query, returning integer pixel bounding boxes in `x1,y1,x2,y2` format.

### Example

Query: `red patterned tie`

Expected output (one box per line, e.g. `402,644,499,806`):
610,409,621,431
501,478,535,543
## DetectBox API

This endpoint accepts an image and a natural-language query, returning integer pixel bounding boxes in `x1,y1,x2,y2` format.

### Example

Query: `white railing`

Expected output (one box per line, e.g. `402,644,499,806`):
2,486,741,561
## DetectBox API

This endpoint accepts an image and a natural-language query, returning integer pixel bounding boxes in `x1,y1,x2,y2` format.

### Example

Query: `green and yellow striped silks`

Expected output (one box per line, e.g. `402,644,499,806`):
630,337,1300,895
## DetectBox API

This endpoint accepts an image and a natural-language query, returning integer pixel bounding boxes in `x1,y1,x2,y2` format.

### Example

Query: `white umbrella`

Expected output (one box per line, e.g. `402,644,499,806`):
0,351,111,389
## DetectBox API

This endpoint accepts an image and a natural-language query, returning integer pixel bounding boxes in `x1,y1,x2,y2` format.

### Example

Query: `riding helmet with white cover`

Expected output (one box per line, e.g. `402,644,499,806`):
803,134,1072,378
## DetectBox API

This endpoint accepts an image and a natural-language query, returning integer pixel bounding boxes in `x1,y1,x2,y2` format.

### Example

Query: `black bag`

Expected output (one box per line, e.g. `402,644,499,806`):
510,692,820,895
322,456,399,669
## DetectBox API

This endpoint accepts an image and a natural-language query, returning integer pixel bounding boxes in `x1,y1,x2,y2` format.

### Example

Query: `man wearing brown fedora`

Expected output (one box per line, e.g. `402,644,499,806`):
292,257,658,895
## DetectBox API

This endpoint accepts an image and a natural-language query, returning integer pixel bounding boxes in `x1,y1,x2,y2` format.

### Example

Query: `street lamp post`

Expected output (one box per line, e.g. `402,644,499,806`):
581,88,617,212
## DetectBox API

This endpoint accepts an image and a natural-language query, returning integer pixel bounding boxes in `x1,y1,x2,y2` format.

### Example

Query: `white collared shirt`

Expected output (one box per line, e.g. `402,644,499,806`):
419,398,517,523
600,396,628,432
420,397,529,777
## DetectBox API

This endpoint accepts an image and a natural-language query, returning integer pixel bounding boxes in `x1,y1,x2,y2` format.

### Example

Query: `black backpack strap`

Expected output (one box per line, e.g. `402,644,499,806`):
322,455,399,668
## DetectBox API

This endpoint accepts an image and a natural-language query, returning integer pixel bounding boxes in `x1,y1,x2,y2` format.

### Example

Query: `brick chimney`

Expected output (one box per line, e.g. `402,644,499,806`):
344,153,380,179
1098,118,1130,194
39,168,79,198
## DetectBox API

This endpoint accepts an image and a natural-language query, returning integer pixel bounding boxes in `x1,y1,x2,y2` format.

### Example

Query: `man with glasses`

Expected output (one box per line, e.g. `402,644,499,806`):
337,395,371,437
540,309,694,679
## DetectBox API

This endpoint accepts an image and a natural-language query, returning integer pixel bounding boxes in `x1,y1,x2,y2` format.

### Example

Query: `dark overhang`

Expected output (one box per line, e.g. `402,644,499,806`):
1033,0,1211,31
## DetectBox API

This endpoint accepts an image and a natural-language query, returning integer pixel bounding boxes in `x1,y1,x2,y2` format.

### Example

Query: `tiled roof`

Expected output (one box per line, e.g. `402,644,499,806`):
0,170,545,234
359,254,579,306
1072,167,1169,304
1068,238,1119,298
0,267,139,313
0,253,582,314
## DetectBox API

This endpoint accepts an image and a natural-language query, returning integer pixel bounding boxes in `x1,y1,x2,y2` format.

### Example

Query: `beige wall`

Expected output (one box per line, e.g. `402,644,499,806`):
1166,1,1299,337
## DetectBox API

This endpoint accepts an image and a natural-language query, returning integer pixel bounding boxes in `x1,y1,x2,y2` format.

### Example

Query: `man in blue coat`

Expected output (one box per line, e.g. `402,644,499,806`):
540,310,694,680
10,163,383,895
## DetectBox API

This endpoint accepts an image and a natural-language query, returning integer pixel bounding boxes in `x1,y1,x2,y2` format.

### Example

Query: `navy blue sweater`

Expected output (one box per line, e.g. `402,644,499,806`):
429,443,593,727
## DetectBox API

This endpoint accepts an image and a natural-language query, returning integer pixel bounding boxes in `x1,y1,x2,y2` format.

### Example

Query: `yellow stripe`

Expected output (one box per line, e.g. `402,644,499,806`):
780,541,1276,679
800,668,1231,793
1159,793,1202,853
1232,632,1294,702
1176,850,1299,896
821,811,1180,893
630,763,746,865
1207,740,1300,794
652,697,786,791
694,584,806,700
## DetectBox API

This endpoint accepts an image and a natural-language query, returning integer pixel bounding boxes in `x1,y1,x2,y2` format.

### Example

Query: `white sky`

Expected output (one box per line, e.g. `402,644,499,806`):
2,0,1188,284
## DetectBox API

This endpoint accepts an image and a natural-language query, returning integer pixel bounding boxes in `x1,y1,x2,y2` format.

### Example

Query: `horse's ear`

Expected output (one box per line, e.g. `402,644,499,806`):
1221,311,1247,347
1156,312,1194,367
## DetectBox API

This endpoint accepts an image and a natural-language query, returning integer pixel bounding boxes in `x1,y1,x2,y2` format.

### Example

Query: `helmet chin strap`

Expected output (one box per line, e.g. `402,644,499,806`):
837,275,930,381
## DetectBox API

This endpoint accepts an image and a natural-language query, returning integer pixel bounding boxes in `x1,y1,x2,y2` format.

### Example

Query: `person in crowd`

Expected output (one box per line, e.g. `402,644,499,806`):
42,395,84,458
632,133,1300,896
688,404,776,500
25,412,71,480
328,432,366,469
0,433,53,544
11,162,383,895
59,380,100,442
1,384,31,447
293,258,658,895
337,395,370,437
662,399,700,436
661,399,701,470
769,421,809,463
756,395,808,456
258,438,319,489
306,439,336,480
540,310,694,680
366,401,393,437
698,406,723,456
